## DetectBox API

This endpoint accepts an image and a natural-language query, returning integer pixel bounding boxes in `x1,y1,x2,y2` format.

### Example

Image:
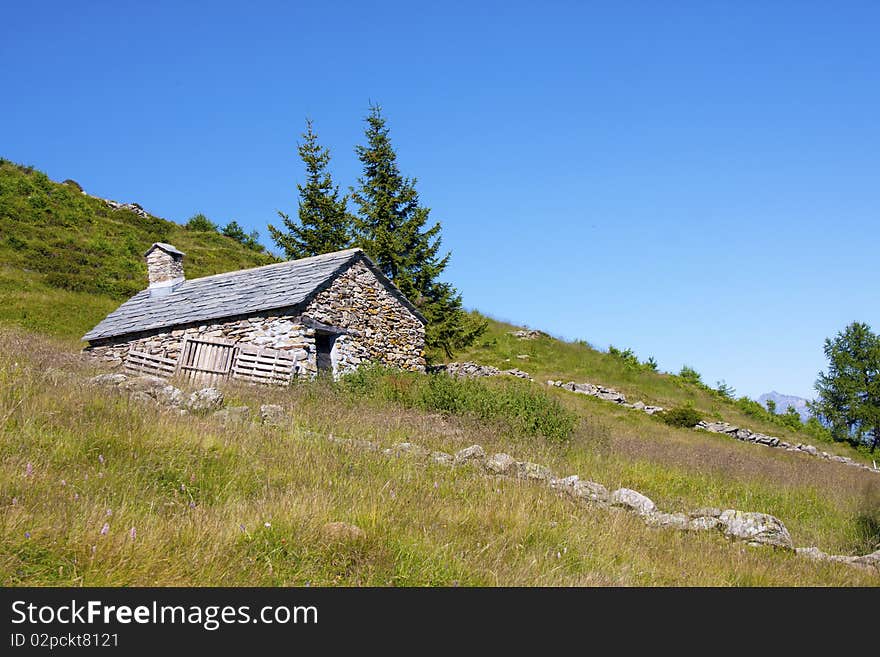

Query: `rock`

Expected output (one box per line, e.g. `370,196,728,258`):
688,507,722,519
260,404,285,426
321,522,366,542
154,384,184,407
454,445,486,464
503,368,534,381
609,488,656,515
688,516,721,532
430,451,454,465
121,375,168,393
484,453,518,476
851,549,880,570
632,401,646,411
509,329,546,340
515,461,554,482
89,373,128,386
214,406,250,425
129,391,155,405
187,387,224,413
645,512,689,530
570,479,609,503
717,510,793,549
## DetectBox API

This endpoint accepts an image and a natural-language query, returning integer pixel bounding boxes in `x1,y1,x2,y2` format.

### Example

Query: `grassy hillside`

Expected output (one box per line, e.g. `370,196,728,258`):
451,315,874,463
1,330,877,586
0,159,276,340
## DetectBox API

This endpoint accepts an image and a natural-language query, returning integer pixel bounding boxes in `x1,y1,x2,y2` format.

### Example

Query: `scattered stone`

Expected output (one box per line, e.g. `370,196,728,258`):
187,387,224,413
321,522,366,542
609,488,656,515
454,444,486,464
484,453,518,476
688,507,722,519
430,451,454,465
717,510,793,550
260,404,285,426
515,461,554,482
645,512,690,530
688,516,721,532
153,384,184,407
509,329,546,340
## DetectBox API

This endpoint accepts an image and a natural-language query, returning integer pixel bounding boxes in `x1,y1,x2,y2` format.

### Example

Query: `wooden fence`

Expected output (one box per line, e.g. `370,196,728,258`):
122,339,301,387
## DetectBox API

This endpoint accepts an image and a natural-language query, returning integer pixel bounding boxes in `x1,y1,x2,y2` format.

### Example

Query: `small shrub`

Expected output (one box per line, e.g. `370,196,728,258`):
659,406,703,428
186,213,218,232
677,366,703,386
62,179,83,192
338,367,577,441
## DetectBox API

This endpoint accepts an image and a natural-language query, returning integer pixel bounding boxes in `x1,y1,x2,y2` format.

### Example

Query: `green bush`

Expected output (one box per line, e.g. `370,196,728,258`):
658,406,703,428
677,366,703,386
339,367,578,442
186,213,218,232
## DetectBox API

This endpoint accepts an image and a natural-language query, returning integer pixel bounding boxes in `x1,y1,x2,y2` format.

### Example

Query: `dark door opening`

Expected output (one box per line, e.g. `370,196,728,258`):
315,332,335,375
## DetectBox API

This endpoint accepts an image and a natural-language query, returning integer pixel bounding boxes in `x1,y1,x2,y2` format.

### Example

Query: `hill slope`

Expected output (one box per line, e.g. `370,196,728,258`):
0,159,276,340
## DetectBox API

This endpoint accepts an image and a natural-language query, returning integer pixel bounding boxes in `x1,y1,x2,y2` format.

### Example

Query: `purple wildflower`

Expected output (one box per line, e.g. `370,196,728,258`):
25,462,33,477
188,501,196,509
73,493,79,501
129,527,137,541
11,497,17,506
98,454,104,464
106,509,112,516
60,479,66,487
239,524,246,532
100,523,109,536
24,531,31,539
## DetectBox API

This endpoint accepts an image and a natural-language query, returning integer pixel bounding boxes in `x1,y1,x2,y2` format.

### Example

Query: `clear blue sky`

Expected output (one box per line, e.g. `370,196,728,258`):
2,1,878,399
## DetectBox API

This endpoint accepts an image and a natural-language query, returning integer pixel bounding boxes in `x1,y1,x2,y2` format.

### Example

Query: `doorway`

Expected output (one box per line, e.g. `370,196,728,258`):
315,331,336,375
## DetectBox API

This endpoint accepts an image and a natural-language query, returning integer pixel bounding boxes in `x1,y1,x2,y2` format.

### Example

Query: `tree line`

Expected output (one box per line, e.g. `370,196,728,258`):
267,105,485,357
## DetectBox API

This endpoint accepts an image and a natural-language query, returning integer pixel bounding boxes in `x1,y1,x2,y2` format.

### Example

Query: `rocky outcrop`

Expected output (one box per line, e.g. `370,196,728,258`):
186,387,224,413
509,329,547,340
260,404,285,426
610,488,657,516
547,379,666,413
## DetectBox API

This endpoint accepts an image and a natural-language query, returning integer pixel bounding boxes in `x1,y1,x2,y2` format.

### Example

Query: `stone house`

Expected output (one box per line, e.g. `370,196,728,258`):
83,243,426,384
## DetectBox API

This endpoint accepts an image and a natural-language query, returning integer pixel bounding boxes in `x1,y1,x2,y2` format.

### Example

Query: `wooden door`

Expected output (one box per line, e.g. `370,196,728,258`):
177,338,236,386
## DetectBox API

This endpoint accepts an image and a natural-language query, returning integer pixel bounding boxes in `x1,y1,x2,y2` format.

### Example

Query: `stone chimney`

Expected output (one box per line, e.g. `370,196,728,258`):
144,243,185,293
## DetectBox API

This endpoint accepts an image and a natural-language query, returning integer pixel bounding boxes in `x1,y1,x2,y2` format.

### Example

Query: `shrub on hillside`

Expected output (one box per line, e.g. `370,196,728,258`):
658,406,703,428
677,366,704,386
186,213,218,232
339,367,578,442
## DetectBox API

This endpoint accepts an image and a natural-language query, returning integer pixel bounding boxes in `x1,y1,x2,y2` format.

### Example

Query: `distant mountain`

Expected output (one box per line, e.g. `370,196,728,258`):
757,391,813,422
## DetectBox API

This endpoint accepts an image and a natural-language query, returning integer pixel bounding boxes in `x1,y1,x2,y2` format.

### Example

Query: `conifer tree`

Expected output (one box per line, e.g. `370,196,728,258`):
268,119,352,259
350,104,485,356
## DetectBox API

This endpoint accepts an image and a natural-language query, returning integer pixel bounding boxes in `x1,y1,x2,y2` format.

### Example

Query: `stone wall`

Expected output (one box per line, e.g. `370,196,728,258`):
85,258,426,377
303,260,425,373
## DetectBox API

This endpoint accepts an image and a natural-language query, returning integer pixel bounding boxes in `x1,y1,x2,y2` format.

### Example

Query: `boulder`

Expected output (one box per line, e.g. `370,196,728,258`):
645,512,689,530
321,522,366,542
515,461,554,482
688,516,721,532
688,507,722,519
187,387,224,413
453,445,486,465
717,510,793,549
260,404,285,426
609,488,656,515
153,384,184,407
430,451,454,465
214,406,251,425
484,453,518,476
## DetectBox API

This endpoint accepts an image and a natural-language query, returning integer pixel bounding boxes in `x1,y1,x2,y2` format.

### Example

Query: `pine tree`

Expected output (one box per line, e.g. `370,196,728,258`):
350,104,485,356
812,321,880,451
268,119,352,260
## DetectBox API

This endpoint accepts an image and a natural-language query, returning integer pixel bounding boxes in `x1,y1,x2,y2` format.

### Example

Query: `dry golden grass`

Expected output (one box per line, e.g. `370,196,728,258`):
1,330,878,586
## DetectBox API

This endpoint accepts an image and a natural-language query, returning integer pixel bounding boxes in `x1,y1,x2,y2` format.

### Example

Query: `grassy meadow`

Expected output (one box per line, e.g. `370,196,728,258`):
1,330,878,586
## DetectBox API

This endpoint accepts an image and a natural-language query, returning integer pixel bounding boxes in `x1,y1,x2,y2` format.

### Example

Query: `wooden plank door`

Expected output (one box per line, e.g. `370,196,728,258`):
177,338,237,386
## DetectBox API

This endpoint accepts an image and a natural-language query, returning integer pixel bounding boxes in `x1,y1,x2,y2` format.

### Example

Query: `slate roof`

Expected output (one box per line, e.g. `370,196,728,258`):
145,242,185,257
83,247,425,342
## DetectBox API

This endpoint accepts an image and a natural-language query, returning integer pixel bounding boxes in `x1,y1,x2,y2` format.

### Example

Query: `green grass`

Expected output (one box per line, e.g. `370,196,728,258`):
451,314,873,463
0,159,276,302
1,330,877,586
